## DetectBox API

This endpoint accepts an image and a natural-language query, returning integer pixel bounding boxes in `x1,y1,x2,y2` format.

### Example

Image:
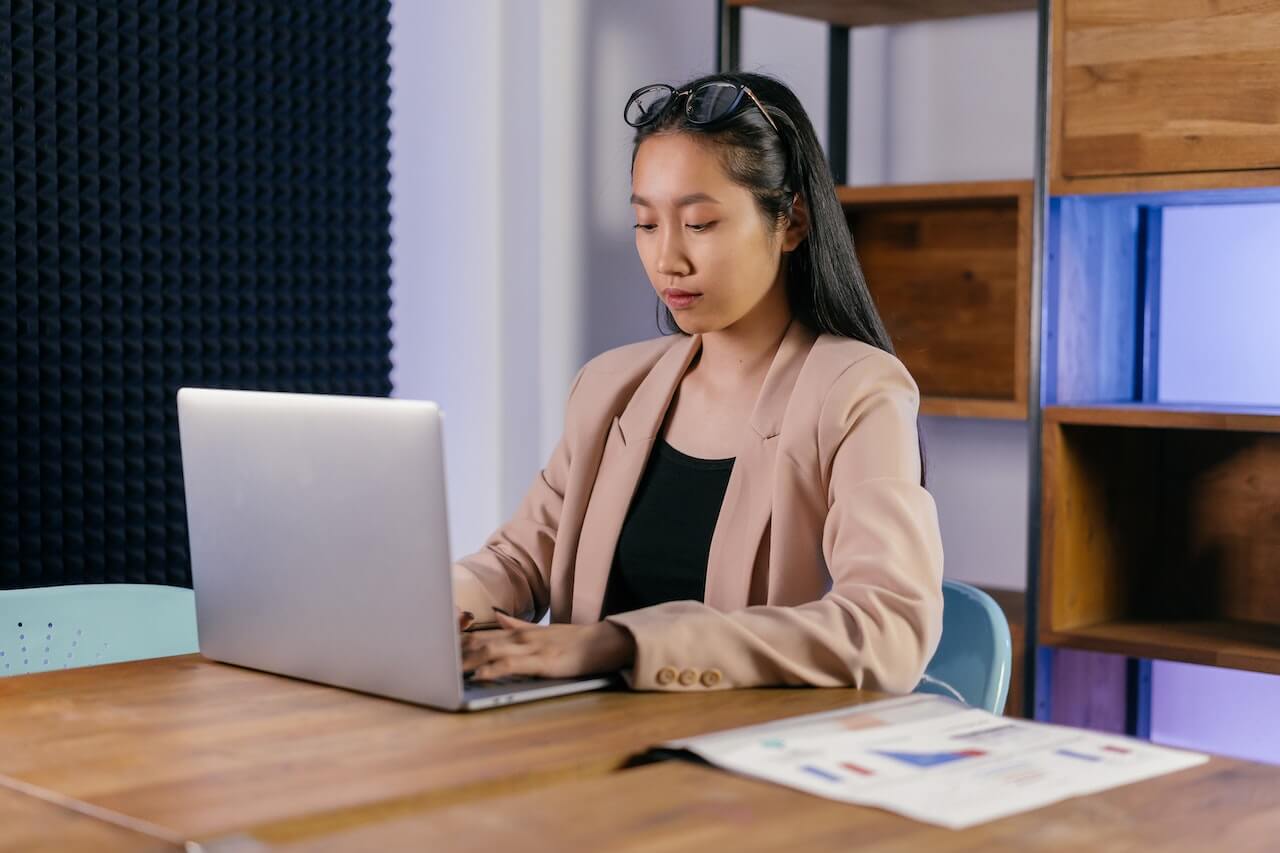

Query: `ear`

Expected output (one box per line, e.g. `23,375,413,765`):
781,192,810,253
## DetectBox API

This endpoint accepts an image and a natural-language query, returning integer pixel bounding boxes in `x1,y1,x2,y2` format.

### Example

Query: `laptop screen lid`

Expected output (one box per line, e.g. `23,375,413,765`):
177,388,465,709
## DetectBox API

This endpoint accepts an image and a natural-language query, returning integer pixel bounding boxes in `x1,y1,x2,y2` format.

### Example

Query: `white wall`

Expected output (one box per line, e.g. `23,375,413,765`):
576,1,717,366
877,12,1038,593
388,0,507,558
876,13,1038,184
388,0,714,557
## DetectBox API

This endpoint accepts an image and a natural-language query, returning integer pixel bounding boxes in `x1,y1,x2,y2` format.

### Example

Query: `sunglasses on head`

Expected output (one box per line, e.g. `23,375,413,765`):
624,81,780,134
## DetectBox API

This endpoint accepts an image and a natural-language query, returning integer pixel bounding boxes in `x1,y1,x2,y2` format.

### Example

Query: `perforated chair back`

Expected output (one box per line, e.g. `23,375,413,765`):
916,580,1012,713
0,584,198,676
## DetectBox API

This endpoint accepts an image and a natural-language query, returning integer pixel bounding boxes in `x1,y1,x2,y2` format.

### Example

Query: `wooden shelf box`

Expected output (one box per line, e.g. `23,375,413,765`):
1039,404,1280,674
838,180,1033,420
1051,0,1280,195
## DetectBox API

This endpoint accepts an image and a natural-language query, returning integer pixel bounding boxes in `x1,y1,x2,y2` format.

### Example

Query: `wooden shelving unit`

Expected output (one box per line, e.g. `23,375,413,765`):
838,180,1032,420
1043,23,1280,704
1039,0,1280,708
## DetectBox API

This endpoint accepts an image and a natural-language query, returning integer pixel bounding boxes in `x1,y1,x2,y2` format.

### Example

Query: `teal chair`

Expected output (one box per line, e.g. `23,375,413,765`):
916,580,1012,713
0,584,198,677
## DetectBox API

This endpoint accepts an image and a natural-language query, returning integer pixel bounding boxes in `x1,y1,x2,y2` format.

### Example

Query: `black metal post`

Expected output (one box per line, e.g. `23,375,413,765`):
1126,659,1153,738
1026,0,1052,719
827,25,850,184
717,1,740,73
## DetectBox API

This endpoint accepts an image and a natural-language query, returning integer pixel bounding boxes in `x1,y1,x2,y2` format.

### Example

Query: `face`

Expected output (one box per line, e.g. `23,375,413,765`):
630,133,807,335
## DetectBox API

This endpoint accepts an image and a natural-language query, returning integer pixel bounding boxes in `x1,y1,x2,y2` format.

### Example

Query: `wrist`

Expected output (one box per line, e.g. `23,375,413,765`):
598,619,636,669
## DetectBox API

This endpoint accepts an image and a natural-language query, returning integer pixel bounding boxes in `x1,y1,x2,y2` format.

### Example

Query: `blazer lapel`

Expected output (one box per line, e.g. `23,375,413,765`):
570,319,817,621
703,319,817,610
570,333,702,623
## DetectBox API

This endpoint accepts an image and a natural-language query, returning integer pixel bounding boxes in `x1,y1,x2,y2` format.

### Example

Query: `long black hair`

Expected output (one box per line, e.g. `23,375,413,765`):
629,71,928,487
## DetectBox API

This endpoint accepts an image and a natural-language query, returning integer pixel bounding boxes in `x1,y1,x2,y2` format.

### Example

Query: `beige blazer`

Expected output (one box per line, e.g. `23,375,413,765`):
452,318,944,693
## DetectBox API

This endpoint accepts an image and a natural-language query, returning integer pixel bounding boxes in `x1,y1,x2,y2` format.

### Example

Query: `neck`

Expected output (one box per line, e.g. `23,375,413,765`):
691,285,793,387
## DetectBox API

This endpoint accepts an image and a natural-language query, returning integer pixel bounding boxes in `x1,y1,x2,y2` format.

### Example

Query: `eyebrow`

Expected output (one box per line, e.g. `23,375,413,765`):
629,192,721,208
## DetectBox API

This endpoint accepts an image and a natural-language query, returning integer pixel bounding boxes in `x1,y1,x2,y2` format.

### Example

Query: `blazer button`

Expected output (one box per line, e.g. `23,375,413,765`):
656,666,677,686
678,668,698,687
700,669,722,688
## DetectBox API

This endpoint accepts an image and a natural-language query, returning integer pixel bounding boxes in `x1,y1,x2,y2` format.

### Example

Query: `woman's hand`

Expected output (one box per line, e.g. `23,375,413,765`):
461,612,636,681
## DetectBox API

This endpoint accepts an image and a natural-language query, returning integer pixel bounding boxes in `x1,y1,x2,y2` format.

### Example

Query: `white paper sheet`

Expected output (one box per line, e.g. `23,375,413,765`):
661,694,1208,829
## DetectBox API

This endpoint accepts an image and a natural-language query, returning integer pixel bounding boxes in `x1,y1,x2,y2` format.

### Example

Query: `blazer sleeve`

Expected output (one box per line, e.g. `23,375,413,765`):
604,350,944,693
450,364,588,623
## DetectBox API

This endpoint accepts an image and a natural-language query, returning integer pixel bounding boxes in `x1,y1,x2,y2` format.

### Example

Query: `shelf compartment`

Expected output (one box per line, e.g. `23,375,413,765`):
1040,419,1280,674
839,180,1033,419
727,0,1036,28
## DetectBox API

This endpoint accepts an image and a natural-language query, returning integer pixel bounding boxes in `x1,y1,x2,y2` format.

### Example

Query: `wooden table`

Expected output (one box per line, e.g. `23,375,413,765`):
203,755,1280,852
0,780,182,852
0,654,885,842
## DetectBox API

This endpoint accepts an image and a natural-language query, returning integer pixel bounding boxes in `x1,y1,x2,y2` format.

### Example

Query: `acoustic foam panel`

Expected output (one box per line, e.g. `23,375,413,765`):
1,1,395,588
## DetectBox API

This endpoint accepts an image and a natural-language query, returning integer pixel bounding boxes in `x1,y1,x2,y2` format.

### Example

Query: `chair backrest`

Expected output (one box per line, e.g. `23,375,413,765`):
0,584,198,677
916,580,1012,714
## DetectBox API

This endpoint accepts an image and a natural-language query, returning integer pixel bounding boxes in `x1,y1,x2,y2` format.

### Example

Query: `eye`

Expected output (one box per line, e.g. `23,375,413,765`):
686,222,715,232
633,224,657,233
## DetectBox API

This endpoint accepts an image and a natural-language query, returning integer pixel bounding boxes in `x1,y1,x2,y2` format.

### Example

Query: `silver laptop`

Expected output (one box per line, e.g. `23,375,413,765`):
176,387,615,711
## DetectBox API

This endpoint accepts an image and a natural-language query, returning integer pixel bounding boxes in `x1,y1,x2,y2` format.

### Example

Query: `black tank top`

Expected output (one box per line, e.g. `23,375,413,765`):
600,436,735,617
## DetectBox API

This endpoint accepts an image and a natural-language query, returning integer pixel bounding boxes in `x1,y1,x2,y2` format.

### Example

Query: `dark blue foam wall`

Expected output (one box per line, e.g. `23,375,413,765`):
1,1,395,588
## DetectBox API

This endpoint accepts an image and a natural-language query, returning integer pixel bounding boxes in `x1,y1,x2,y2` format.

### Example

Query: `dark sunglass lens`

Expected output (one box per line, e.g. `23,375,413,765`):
687,82,741,124
626,85,673,126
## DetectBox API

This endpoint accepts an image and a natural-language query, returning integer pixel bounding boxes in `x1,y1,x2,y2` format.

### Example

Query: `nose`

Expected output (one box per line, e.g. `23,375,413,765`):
655,228,692,277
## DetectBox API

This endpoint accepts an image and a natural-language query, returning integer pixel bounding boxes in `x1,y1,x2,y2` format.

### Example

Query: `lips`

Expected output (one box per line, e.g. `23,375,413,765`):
663,288,702,309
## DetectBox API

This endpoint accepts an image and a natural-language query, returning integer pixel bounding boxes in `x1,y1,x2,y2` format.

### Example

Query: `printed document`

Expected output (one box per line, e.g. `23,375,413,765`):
660,694,1208,829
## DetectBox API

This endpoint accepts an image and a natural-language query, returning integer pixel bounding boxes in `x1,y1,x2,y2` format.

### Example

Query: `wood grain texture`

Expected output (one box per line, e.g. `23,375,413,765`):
1040,422,1157,632
1051,0,1280,193
203,756,1280,852
1048,197,1143,404
1040,421,1280,673
1046,403,1280,433
0,655,886,840
726,0,1036,28
0,781,180,853
836,180,1033,205
843,181,1032,411
1051,168,1280,196
1048,620,1280,674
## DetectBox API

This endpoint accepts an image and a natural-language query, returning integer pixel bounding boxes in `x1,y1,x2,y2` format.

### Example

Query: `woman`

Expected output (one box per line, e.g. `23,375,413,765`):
455,72,943,693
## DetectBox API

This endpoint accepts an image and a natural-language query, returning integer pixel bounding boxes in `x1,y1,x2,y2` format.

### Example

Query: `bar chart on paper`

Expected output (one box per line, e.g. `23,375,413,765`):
661,695,1208,829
